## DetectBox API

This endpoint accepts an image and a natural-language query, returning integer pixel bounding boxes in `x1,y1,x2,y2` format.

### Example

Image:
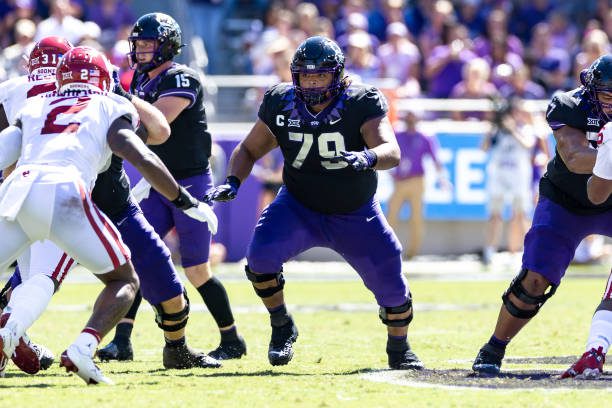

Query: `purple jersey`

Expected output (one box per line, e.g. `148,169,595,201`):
393,131,439,180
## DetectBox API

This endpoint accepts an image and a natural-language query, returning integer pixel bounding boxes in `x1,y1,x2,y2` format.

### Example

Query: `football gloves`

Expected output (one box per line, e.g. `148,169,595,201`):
172,186,218,234
336,149,377,171
111,69,132,101
204,176,241,202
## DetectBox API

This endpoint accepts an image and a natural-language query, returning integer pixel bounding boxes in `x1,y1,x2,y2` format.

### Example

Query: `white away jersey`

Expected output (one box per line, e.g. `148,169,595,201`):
0,71,57,123
593,122,612,180
15,90,138,188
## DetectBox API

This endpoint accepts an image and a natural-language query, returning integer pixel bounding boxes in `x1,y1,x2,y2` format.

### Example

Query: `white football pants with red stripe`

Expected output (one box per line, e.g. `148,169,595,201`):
0,171,130,276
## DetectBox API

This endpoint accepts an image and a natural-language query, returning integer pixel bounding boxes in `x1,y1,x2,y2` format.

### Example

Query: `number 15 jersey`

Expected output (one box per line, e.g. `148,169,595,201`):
258,82,388,214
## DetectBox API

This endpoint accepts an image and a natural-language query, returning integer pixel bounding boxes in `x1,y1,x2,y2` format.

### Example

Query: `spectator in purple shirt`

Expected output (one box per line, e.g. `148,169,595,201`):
418,0,455,60
527,22,571,95
499,64,546,100
450,57,499,121
377,22,421,84
473,9,524,59
345,31,382,83
387,109,449,260
425,22,476,98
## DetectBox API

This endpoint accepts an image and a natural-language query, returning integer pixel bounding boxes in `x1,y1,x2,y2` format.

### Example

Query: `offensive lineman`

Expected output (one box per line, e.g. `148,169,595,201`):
99,13,246,361
472,55,612,375
206,36,423,370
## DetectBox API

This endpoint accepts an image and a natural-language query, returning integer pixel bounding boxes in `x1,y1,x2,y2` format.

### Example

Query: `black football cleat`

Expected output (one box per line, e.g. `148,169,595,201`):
387,348,424,370
97,339,133,362
208,336,247,360
163,344,222,369
268,319,298,366
472,343,505,375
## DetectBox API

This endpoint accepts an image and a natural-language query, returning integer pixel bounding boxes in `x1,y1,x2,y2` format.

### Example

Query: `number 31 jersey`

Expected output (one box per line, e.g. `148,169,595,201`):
15,91,138,188
258,82,388,214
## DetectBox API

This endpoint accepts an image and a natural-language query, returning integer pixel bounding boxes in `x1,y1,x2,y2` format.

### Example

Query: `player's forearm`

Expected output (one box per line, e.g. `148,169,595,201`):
370,141,400,170
587,176,612,205
561,148,597,174
227,142,258,182
131,97,171,145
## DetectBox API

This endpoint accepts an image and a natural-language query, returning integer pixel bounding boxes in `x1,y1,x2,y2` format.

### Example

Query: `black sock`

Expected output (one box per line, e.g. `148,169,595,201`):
124,290,143,320
386,334,409,353
488,335,509,350
220,326,239,342
268,304,290,327
198,277,235,328
165,336,186,348
114,322,133,343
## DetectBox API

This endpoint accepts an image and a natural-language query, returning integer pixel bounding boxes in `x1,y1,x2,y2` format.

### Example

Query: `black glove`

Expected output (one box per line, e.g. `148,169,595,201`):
171,185,198,210
112,70,132,101
336,149,377,171
204,176,240,202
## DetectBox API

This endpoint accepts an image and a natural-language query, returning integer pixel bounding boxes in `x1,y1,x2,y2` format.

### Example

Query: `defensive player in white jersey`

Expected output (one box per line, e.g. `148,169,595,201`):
0,36,73,376
0,46,215,384
562,122,612,379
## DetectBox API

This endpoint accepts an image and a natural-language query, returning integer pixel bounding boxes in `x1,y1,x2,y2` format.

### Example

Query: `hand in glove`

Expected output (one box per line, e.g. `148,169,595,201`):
204,176,240,202
335,149,377,171
172,186,218,234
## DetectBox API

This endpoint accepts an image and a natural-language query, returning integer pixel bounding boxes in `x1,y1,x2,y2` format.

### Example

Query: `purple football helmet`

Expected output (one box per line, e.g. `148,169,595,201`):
290,36,346,106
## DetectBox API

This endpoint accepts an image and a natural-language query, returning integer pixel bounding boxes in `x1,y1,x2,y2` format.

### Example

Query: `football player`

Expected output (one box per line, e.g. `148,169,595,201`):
0,37,222,377
0,36,74,375
561,122,612,379
473,54,612,375
206,36,423,370
99,12,246,362
0,46,217,384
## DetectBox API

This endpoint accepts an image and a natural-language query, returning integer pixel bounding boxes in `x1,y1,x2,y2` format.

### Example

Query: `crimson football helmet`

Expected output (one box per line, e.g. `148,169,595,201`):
28,35,73,74
56,46,112,93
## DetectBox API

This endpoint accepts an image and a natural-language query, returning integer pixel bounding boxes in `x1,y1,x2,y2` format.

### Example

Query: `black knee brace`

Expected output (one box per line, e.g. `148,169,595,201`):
379,298,413,327
502,268,557,319
245,265,285,298
153,290,190,332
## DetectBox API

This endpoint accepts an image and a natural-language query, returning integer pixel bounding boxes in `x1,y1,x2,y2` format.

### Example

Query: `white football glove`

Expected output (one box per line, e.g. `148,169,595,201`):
131,178,151,203
183,201,218,234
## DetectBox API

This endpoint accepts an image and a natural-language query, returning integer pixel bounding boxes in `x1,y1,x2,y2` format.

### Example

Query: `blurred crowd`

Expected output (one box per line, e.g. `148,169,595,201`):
0,0,135,86
243,0,611,100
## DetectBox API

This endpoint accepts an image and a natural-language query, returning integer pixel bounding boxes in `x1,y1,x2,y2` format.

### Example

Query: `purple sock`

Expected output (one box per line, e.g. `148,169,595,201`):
488,335,509,349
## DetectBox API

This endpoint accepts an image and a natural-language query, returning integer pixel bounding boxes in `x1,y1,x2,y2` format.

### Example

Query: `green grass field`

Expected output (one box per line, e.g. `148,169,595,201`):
0,262,610,407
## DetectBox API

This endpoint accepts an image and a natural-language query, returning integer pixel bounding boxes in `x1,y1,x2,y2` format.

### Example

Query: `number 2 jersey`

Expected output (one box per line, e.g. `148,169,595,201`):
258,82,388,214
545,87,612,214
14,90,138,189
